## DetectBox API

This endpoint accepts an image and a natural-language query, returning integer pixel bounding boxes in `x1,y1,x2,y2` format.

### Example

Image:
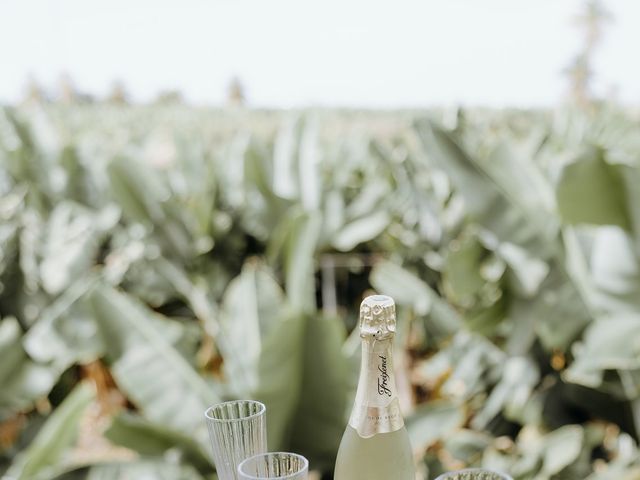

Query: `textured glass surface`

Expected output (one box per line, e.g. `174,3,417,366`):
436,469,513,480
238,452,308,479
205,400,267,480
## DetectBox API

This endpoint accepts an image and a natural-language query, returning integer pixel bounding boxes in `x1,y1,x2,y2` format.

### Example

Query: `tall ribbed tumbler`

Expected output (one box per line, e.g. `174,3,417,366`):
205,400,267,480
238,452,309,479
435,469,513,480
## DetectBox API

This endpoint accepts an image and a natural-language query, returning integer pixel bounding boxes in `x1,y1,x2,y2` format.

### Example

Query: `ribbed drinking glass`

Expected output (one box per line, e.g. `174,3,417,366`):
435,469,513,480
204,400,267,480
237,452,309,480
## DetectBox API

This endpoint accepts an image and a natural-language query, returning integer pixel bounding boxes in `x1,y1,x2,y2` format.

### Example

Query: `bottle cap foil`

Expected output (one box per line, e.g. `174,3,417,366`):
359,295,396,339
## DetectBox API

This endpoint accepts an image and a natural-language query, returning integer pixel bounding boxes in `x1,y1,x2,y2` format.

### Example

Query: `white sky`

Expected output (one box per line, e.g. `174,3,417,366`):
1,0,639,107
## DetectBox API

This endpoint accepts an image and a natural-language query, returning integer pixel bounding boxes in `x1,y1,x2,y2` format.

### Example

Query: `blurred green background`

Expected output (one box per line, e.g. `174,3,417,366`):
2,1,640,480
2,103,640,479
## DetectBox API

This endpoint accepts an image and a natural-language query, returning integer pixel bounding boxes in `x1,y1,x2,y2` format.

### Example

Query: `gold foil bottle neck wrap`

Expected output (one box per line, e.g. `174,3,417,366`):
359,295,396,339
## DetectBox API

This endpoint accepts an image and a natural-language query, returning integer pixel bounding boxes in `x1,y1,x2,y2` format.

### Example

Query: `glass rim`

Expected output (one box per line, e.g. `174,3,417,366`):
435,468,513,480
237,451,309,479
204,399,266,423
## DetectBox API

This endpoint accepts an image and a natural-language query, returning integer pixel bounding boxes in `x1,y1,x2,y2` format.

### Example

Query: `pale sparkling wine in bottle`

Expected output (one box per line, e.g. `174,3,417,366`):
334,295,415,480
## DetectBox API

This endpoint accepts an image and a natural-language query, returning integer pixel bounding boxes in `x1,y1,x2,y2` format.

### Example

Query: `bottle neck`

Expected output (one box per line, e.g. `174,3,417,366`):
356,338,397,404
349,337,404,438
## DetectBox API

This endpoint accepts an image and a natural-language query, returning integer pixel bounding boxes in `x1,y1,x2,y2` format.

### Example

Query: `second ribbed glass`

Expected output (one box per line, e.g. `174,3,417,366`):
435,469,513,480
238,452,309,479
205,400,267,480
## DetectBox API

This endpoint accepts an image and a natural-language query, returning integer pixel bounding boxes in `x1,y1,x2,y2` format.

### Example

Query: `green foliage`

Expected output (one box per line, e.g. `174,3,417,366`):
5,383,95,480
1,104,640,479
556,147,630,229
89,285,219,454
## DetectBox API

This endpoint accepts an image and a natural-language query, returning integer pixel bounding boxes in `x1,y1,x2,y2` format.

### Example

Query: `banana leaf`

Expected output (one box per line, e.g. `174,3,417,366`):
0,317,60,415
89,285,219,455
5,382,95,480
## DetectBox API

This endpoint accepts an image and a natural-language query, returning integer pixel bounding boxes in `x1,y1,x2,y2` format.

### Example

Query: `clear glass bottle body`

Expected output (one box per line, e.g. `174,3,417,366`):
335,424,414,479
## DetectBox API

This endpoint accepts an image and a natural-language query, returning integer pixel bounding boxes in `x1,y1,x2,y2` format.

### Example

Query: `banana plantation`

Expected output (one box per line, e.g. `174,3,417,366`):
0,104,639,479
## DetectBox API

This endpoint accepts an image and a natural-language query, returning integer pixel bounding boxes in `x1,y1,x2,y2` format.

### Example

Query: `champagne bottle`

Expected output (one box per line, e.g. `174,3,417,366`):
334,295,415,480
